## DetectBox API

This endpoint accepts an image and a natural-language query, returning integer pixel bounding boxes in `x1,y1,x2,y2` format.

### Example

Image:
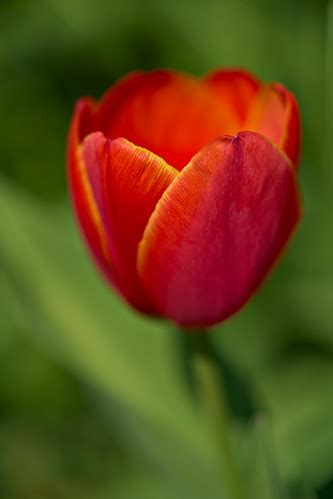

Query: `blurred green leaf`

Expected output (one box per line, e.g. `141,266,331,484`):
258,351,333,488
0,178,227,498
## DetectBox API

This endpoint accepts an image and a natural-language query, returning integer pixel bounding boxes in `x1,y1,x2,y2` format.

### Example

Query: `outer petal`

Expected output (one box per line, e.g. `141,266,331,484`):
67,98,119,288
67,95,179,313
244,83,301,167
204,68,260,124
138,131,301,327
80,132,178,313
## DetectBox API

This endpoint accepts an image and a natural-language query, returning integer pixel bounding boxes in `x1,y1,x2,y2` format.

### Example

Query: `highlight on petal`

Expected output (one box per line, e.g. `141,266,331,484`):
244,83,301,166
74,132,178,313
94,70,239,170
138,132,301,327
204,68,260,125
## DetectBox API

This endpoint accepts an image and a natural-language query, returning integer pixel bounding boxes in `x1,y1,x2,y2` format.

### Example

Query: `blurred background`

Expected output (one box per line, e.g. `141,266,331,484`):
0,0,333,497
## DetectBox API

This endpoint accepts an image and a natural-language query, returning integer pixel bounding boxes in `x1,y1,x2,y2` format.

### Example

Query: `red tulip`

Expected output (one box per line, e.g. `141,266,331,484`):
67,69,301,327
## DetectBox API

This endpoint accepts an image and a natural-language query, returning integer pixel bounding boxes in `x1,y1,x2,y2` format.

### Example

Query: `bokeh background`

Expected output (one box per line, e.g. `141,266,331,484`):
1,0,333,498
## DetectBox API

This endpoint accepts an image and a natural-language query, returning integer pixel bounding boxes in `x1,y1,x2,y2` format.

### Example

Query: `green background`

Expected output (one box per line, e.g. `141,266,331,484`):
0,0,333,497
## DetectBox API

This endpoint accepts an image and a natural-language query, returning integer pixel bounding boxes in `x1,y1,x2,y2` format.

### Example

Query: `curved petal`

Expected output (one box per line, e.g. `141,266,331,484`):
68,97,96,149
94,70,238,170
67,96,178,313
67,98,118,284
244,83,301,167
204,68,260,124
138,132,301,327
93,71,145,134
81,133,178,313
278,86,301,167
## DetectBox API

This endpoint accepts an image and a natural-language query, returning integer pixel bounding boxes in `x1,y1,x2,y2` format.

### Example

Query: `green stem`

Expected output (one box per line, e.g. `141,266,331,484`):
186,330,244,499
254,415,290,499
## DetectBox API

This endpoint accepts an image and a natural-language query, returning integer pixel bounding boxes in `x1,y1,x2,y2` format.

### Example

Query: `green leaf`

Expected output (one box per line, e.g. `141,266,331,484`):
0,178,227,498
258,351,333,488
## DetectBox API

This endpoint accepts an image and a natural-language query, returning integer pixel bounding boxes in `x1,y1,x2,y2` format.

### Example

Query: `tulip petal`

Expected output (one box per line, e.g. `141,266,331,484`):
245,84,301,166
138,131,301,327
68,96,179,313
81,133,178,313
67,99,119,288
94,70,238,170
204,68,260,124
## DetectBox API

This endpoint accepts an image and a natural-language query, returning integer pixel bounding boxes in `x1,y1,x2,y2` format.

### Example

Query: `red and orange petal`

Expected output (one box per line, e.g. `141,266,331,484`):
277,86,301,167
92,70,242,170
70,69,300,173
204,68,260,125
69,118,179,312
67,98,114,276
244,83,301,166
68,133,120,291
138,132,301,327
100,136,178,312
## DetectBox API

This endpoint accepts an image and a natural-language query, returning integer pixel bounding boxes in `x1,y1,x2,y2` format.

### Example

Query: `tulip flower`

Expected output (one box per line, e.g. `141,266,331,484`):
67,68,301,327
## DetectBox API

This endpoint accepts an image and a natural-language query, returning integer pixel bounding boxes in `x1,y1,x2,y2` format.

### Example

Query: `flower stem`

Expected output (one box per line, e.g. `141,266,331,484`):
185,330,244,499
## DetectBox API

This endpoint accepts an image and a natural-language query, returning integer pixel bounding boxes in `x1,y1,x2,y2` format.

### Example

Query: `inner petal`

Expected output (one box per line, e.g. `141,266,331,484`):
96,71,242,170
244,84,290,149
